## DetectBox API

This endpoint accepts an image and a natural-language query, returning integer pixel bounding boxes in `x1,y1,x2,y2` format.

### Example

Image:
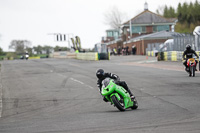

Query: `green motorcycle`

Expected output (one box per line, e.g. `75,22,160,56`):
101,78,138,111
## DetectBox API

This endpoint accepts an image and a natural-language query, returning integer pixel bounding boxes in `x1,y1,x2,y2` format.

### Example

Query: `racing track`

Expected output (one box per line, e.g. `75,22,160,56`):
0,56,200,133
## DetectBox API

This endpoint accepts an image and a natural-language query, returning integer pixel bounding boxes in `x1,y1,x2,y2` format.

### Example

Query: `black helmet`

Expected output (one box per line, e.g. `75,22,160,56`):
186,44,191,50
96,69,104,79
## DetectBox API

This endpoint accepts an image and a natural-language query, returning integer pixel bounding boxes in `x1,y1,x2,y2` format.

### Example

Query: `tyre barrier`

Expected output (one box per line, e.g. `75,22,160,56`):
155,51,200,61
53,51,68,59
52,52,77,59
147,51,158,57
53,52,99,61
67,53,76,59
76,53,98,61
52,51,110,61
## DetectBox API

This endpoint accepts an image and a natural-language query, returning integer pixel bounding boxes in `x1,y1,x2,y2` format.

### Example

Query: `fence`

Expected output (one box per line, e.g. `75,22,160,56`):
146,34,200,58
157,51,200,61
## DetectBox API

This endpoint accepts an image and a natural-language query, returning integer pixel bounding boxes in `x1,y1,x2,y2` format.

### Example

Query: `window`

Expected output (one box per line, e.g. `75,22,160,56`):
113,31,119,39
113,31,118,37
131,26,146,33
107,31,119,39
142,27,146,33
107,31,113,37
153,26,157,32
153,25,169,32
157,25,169,31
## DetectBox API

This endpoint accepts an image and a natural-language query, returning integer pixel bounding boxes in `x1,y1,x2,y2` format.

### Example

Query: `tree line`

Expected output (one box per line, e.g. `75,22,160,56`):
157,0,200,33
0,40,71,59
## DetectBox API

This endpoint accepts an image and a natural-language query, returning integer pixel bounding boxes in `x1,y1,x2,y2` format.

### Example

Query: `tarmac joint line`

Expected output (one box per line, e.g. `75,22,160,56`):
70,78,94,89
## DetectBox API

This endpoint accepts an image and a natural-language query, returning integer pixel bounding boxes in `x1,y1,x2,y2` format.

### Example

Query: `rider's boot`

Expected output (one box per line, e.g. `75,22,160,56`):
130,95,135,101
123,84,134,99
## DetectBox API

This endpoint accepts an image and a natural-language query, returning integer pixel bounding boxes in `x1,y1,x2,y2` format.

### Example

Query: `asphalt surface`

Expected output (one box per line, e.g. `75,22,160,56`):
0,56,200,133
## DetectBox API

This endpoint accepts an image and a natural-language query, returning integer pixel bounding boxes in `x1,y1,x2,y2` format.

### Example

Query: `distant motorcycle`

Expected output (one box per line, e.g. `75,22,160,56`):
101,78,138,111
186,58,197,77
25,54,29,60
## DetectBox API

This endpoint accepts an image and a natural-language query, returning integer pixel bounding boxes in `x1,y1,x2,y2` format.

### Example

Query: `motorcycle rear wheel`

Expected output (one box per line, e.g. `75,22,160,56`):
111,95,125,111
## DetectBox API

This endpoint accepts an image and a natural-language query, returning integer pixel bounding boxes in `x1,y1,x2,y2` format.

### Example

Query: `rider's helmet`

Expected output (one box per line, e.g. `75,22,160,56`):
186,44,191,51
96,69,104,79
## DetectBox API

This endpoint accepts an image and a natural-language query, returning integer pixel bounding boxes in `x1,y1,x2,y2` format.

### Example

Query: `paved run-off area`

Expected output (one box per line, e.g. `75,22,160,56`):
0,56,200,133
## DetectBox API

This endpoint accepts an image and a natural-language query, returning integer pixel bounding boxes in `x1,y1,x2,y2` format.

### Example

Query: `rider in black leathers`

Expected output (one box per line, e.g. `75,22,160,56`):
183,44,199,71
96,69,135,102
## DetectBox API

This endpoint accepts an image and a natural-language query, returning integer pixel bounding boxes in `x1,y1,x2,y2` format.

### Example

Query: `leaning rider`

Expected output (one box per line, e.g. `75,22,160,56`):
96,69,135,102
183,44,199,71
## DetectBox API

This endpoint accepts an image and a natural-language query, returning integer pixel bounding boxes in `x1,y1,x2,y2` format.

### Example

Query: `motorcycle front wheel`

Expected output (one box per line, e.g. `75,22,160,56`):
111,95,125,111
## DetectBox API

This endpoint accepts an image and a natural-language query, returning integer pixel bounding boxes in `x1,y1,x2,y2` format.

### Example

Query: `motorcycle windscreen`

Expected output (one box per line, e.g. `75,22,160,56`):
101,78,115,96
102,78,111,88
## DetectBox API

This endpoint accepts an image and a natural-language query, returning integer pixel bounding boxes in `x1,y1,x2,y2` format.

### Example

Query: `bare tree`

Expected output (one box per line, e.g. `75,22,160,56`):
104,6,127,29
33,45,43,54
9,40,32,54
42,45,53,54
156,5,165,15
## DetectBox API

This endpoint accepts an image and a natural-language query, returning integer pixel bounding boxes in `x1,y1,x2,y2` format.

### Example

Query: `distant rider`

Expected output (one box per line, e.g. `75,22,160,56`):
96,69,135,102
25,51,29,60
183,44,199,71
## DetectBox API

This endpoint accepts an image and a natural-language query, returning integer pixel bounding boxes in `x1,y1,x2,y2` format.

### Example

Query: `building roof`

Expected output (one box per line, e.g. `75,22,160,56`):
123,10,177,25
106,29,120,32
126,30,179,43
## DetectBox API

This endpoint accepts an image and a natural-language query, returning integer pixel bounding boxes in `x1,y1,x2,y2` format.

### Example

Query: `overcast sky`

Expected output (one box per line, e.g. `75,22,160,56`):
0,0,197,51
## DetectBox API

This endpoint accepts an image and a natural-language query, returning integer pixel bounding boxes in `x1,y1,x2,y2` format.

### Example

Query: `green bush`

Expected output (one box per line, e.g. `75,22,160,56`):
6,52,17,60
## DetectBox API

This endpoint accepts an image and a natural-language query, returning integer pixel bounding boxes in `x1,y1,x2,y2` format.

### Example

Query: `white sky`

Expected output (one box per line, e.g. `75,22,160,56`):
0,0,197,51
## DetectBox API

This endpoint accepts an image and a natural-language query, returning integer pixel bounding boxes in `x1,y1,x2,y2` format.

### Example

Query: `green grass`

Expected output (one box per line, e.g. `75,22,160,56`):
37,54,48,58
0,56,5,60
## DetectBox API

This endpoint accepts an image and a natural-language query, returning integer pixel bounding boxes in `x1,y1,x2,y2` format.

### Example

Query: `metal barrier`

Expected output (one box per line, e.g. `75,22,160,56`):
146,33,200,54
157,51,200,61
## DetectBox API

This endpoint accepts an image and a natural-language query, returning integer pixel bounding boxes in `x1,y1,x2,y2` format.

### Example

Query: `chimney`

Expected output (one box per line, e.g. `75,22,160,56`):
144,2,148,11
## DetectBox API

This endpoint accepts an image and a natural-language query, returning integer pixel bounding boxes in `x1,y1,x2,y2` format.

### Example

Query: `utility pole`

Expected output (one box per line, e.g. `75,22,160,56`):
129,20,132,38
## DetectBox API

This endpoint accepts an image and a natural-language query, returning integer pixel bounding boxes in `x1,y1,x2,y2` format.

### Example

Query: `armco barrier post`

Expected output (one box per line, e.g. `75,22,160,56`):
171,51,177,61
164,52,168,61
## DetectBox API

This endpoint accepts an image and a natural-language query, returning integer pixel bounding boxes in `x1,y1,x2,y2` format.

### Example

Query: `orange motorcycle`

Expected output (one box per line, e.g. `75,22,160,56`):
186,58,197,77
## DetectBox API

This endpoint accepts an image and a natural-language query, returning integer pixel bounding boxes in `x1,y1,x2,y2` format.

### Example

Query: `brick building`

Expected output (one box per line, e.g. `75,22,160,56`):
103,2,177,55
